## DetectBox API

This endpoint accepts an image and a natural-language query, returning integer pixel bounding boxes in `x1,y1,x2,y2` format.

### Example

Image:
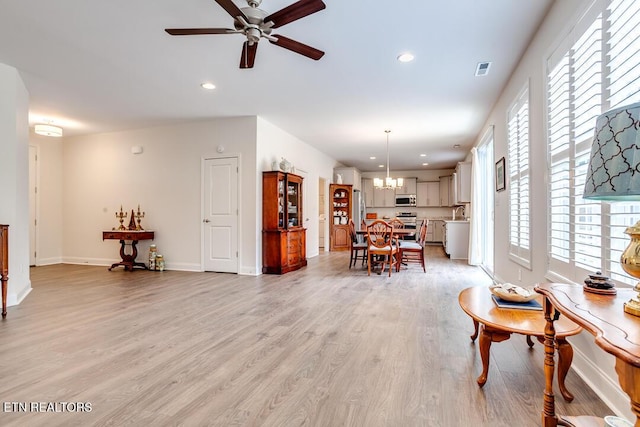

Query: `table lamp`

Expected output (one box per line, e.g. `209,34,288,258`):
583,101,640,317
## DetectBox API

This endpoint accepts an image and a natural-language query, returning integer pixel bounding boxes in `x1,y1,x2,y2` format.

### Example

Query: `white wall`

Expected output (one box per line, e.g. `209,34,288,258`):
256,117,337,261
474,0,633,420
61,117,260,274
0,63,31,305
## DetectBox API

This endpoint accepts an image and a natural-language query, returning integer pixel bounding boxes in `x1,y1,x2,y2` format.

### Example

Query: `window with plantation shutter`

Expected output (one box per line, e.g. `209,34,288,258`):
508,85,531,268
546,0,640,286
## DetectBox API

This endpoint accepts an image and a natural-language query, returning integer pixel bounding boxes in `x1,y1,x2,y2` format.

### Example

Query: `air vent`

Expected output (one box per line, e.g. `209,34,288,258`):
475,62,492,76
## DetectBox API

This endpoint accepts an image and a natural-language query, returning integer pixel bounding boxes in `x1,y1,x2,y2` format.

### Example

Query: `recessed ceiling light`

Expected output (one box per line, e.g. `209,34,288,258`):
201,82,216,90
420,154,427,157
453,144,461,148
422,162,429,166
378,164,384,168
397,52,414,63
370,156,376,160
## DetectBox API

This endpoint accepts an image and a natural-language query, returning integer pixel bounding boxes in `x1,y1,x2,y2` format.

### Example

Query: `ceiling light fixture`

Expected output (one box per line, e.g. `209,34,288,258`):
370,156,376,160
397,53,414,63
201,82,216,90
373,130,404,189
420,153,427,157
422,163,429,166
34,123,63,137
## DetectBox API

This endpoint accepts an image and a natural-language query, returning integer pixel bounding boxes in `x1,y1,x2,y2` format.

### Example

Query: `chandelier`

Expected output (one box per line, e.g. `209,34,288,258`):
373,130,404,189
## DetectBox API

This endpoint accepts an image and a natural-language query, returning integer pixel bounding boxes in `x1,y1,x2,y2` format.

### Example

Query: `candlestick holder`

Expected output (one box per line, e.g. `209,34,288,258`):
115,205,127,231
135,204,145,231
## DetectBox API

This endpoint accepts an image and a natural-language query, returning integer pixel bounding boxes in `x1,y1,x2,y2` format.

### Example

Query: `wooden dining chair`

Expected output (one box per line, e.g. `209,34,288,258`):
399,219,427,272
366,220,400,276
389,218,409,241
348,219,367,268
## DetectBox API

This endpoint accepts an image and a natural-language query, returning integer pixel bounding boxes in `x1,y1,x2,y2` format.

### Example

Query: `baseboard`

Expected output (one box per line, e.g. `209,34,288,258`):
7,284,32,307
36,256,63,266
62,257,113,266
570,342,635,420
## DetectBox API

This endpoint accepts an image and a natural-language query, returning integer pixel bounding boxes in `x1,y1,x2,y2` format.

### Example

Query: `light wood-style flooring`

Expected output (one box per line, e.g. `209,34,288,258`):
0,247,611,426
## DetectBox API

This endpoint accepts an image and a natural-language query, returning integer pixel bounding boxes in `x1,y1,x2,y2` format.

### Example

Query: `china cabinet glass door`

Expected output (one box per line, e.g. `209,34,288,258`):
287,180,300,227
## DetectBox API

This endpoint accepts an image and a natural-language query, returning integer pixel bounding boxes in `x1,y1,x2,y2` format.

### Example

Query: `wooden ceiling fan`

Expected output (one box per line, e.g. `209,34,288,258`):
165,0,326,69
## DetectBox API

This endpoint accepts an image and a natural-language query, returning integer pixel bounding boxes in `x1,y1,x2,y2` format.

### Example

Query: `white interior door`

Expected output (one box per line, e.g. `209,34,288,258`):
203,157,238,273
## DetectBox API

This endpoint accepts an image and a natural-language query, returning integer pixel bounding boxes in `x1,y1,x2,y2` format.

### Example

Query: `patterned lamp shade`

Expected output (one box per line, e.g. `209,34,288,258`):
583,101,640,200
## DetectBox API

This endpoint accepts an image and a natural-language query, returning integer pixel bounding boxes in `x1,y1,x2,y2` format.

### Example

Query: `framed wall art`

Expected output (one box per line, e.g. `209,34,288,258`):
495,157,506,192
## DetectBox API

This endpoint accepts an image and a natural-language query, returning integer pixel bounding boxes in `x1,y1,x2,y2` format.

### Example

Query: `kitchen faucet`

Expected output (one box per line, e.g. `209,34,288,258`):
452,205,465,220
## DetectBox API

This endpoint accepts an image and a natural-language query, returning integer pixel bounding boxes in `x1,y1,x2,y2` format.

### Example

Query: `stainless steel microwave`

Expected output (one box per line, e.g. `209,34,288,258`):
395,194,416,207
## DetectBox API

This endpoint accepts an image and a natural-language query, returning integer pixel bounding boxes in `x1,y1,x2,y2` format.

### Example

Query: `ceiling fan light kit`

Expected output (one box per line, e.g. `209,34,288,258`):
165,0,326,69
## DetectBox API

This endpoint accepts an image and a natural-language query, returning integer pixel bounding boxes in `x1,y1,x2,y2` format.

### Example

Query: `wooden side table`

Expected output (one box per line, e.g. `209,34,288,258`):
536,283,640,427
458,286,582,402
102,230,154,271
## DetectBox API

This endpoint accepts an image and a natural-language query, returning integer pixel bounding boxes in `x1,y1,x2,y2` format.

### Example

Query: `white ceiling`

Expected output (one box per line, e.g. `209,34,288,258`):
0,0,553,171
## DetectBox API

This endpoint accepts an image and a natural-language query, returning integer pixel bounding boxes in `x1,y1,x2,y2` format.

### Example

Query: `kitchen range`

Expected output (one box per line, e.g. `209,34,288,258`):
395,212,417,240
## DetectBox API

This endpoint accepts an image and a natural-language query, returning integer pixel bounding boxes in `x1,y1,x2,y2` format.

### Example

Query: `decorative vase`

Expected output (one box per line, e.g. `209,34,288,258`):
336,174,343,184
280,157,291,172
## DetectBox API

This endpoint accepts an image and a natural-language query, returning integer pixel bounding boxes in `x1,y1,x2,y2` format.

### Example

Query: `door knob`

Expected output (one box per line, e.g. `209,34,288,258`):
203,219,210,223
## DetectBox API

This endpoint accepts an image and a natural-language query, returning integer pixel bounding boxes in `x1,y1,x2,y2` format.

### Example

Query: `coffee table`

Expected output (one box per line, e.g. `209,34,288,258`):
458,286,582,402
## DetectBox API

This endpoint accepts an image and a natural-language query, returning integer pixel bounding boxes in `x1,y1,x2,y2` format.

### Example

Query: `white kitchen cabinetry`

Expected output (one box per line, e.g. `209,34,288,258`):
454,162,471,204
427,219,444,242
334,167,362,191
417,181,440,207
396,177,417,195
439,175,454,207
362,178,374,208
443,221,470,259
373,188,395,207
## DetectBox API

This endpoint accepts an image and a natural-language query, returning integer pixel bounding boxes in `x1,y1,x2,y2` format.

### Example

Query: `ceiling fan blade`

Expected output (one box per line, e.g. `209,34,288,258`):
264,0,326,29
215,0,249,21
165,28,236,35
240,41,258,69
270,35,324,60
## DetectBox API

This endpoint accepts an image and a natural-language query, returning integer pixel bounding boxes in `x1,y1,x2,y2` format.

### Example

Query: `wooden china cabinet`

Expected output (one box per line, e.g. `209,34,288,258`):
329,184,352,251
262,171,307,274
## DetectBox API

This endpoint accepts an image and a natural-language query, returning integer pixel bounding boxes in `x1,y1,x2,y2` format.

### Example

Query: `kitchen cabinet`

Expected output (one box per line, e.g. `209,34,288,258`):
372,187,395,207
439,175,454,207
330,184,353,251
362,178,374,208
334,167,362,191
396,177,417,195
417,181,440,207
427,220,444,243
455,162,472,204
443,221,470,260
262,171,307,274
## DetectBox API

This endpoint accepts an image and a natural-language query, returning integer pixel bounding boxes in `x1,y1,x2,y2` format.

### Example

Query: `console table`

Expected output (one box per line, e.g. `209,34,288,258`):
102,230,154,271
0,225,7,318
536,282,640,427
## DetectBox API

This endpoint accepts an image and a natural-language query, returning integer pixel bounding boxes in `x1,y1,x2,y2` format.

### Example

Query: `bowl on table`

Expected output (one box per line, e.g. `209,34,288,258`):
489,283,537,302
